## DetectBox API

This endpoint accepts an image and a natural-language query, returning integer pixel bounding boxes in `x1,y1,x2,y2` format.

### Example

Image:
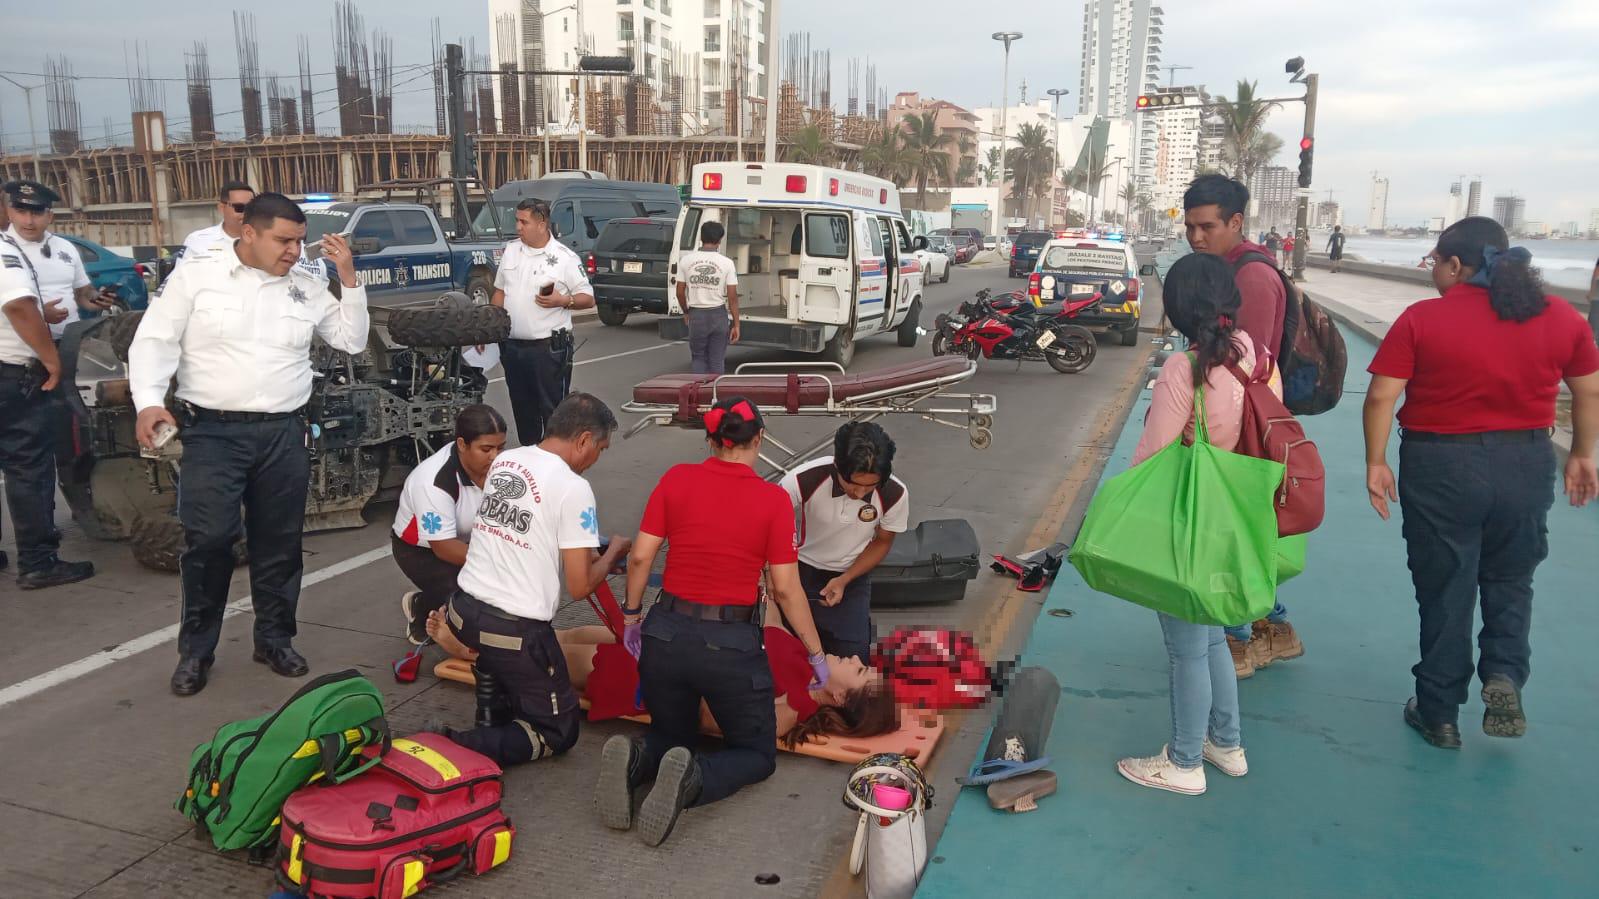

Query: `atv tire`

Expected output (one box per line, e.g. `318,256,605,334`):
130,511,247,572
388,304,511,348
106,310,146,364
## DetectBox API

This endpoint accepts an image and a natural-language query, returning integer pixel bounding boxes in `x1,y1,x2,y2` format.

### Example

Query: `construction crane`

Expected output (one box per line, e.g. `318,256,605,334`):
1163,64,1192,88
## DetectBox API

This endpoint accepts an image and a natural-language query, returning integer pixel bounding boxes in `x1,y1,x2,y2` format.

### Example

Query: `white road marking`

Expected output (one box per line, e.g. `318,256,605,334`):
0,544,394,709
487,340,685,383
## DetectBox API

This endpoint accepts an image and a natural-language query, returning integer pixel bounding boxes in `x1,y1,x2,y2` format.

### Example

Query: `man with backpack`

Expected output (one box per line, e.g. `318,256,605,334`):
1182,175,1304,678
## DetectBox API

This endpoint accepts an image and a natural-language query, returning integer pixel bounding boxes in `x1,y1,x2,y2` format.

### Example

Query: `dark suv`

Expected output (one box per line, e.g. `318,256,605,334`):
591,216,676,326
1008,230,1053,278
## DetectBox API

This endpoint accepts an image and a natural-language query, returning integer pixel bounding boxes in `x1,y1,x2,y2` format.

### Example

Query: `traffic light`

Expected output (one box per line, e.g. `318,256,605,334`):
579,55,634,73
1297,136,1314,188
1135,92,1188,111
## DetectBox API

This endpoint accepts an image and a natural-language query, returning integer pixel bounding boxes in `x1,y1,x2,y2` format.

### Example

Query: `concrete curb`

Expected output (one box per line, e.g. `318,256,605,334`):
1305,287,1574,454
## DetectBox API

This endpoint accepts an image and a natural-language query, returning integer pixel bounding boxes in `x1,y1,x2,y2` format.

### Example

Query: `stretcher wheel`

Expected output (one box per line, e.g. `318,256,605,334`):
973,414,992,429
968,427,992,450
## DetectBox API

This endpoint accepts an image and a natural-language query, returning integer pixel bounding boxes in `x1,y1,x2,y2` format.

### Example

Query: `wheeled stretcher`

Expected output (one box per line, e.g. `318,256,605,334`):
621,357,998,479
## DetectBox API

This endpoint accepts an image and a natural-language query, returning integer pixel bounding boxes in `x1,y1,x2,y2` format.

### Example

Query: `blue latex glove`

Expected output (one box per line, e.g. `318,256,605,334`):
623,621,643,659
808,652,830,690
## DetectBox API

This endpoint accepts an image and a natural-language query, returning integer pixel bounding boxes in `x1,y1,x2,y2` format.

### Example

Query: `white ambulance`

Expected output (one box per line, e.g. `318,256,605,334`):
662,162,927,367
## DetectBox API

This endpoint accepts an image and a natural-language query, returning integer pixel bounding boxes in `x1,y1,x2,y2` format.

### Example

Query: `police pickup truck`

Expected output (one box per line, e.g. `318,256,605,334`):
302,202,505,307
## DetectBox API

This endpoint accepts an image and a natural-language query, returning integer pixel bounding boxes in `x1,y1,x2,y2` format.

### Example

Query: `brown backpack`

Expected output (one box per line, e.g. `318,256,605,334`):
1232,251,1348,415
1226,342,1326,537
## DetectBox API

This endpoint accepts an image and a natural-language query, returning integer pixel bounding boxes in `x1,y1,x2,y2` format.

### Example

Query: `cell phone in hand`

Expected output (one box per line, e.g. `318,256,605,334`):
539,282,555,297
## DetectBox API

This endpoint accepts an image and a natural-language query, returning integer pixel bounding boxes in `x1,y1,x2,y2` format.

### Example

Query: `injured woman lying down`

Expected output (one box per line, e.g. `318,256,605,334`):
428,600,900,747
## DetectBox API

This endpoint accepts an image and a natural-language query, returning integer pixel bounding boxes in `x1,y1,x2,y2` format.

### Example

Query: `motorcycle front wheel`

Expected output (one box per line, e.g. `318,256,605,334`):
1045,326,1097,374
932,330,951,357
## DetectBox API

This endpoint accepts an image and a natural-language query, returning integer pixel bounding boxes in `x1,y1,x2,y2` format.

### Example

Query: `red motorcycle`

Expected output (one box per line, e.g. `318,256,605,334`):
931,288,1098,374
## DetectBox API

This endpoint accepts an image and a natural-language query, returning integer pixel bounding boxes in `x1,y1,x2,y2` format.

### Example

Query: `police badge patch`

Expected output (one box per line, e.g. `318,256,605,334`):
288,284,308,303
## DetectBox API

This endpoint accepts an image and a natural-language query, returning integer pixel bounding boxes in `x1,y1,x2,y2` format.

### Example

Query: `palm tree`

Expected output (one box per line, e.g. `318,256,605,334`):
1221,130,1284,189
900,112,954,209
786,124,835,166
1133,192,1155,231
1006,122,1054,225
863,127,911,187
1216,79,1281,183
1118,182,1140,226
957,133,979,186
979,147,1003,185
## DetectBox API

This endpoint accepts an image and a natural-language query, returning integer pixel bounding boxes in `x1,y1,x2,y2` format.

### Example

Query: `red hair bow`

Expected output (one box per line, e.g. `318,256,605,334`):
704,400,757,447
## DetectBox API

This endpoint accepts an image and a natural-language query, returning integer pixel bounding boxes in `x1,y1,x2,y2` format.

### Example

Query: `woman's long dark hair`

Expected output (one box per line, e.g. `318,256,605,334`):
1436,216,1547,322
1162,253,1244,387
782,682,900,748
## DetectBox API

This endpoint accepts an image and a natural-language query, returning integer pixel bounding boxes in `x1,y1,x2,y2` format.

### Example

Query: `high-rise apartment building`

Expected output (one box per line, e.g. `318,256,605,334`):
1078,1,1162,187
1369,174,1389,232
1492,195,1526,235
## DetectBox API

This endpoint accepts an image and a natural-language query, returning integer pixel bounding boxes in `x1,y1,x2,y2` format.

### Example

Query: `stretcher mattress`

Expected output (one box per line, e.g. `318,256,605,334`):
631,356,971,411
433,658,945,765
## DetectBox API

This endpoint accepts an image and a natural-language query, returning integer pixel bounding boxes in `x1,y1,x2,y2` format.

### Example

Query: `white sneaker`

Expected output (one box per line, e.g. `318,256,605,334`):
1202,740,1248,777
1116,746,1206,796
400,591,425,645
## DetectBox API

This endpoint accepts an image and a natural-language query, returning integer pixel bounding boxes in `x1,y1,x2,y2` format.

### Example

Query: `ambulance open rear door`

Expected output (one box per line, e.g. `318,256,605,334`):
795,211,854,326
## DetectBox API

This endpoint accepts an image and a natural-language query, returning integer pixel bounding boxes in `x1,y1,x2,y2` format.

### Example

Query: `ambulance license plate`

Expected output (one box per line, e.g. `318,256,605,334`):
623,261,644,273
1036,330,1057,349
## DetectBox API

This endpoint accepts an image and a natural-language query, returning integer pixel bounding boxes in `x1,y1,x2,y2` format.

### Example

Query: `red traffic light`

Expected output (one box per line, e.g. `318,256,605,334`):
1136,95,1151,109
1299,136,1313,151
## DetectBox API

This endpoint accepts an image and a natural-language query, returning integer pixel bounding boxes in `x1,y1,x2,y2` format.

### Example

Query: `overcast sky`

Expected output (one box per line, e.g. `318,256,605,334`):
4,0,1595,228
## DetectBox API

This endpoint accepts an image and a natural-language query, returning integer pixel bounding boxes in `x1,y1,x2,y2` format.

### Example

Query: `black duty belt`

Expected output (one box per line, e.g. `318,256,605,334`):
0,361,36,377
1401,428,1552,445
657,591,757,623
505,328,572,347
184,403,306,423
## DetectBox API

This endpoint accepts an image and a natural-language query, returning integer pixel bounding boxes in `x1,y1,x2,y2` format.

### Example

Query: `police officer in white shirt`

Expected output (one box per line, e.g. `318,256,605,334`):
675,220,741,374
439,393,631,767
780,422,909,661
492,197,595,444
2,181,118,338
392,404,508,645
0,227,96,589
128,193,368,696
175,181,255,268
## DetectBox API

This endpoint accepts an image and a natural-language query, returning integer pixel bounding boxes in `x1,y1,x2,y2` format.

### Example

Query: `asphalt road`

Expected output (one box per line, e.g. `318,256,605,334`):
0,257,1161,898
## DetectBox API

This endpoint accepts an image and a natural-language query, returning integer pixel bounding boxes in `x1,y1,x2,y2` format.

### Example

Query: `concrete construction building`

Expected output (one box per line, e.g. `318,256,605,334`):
889,92,981,190
1589,208,1599,237
1250,165,1296,231
1078,0,1162,188
1492,194,1526,235
1197,113,1227,176
488,0,770,137
1465,178,1482,216
1314,200,1342,229
1369,174,1389,232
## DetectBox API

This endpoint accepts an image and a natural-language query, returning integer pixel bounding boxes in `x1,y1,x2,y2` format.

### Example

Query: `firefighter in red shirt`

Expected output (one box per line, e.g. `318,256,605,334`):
1365,217,1599,750
596,396,831,848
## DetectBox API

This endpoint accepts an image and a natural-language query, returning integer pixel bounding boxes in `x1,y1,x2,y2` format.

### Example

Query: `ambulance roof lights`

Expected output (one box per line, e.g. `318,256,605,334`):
702,172,723,191
829,178,840,197
785,175,808,193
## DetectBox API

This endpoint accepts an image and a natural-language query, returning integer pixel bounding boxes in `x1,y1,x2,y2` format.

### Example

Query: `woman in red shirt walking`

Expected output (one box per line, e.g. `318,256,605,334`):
1365,216,1599,749
596,397,832,847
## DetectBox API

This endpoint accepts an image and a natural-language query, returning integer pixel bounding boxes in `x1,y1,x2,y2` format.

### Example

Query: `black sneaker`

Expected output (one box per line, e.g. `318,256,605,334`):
400,591,428,646
637,747,701,847
597,735,649,831
17,558,95,590
1481,676,1527,738
1404,698,1462,750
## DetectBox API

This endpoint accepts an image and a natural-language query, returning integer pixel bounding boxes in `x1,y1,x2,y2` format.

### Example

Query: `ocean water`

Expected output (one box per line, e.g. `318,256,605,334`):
1327,234,1597,291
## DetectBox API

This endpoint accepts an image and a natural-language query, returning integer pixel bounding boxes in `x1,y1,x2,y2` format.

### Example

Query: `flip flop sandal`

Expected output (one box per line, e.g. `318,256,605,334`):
956,755,1053,786
987,770,1057,813
393,638,432,684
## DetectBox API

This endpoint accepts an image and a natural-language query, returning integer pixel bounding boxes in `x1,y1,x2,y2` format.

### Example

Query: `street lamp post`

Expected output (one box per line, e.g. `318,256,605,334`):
991,32,1022,238
1046,87,1069,228
0,74,45,182
1111,156,1124,224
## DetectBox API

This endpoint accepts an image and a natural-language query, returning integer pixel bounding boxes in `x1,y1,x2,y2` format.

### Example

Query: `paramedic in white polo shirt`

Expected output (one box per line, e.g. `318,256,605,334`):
675,220,741,375
780,422,909,661
492,197,595,445
392,404,507,645
439,393,631,768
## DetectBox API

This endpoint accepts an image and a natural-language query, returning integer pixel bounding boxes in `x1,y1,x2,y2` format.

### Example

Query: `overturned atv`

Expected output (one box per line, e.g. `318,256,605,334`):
58,293,510,571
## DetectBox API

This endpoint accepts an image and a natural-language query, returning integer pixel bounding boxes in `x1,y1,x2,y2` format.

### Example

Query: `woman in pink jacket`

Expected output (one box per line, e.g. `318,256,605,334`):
1117,252,1278,796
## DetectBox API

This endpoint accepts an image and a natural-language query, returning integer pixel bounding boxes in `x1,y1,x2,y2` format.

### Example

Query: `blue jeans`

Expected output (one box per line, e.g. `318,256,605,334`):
1159,612,1243,769
686,306,731,375
1224,601,1289,643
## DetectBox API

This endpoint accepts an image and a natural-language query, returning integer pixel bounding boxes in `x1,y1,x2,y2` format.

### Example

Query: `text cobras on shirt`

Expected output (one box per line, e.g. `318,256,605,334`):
478,470,538,533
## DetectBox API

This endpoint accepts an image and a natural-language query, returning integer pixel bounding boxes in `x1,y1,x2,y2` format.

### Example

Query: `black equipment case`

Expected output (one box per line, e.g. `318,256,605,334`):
869,519,981,606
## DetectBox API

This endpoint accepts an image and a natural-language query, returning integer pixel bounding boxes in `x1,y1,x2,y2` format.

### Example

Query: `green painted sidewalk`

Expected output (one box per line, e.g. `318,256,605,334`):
918,332,1598,897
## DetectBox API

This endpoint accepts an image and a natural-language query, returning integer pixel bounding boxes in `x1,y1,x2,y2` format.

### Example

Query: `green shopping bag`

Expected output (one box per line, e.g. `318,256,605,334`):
1277,533,1308,583
1070,388,1286,627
